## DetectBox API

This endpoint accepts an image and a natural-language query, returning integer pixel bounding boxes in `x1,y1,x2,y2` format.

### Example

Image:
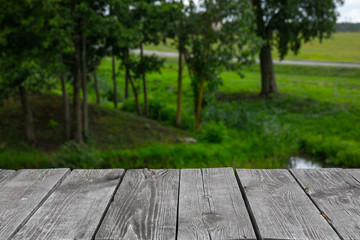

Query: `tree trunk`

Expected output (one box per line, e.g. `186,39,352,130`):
125,69,129,99
73,37,83,145
176,50,183,127
195,77,205,131
60,73,71,140
176,17,184,127
93,69,100,104
81,33,88,134
127,67,142,116
259,45,279,96
140,43,149,117
112,52,117,109
19,86,37,146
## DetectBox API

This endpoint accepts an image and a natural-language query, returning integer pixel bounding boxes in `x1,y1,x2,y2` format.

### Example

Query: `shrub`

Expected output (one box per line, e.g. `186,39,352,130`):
201,121,228,143
121,98,137,112
50,141,101,169
47,119,59,129
122,97,195,130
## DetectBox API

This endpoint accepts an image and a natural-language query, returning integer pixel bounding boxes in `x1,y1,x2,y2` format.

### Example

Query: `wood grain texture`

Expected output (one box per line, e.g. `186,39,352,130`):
291,168,360,240
0,170,15,184
346,168,360,182
0,168,69,240
12,169,124,240
236,169,340,240
178,168,256,240
95,169,179,240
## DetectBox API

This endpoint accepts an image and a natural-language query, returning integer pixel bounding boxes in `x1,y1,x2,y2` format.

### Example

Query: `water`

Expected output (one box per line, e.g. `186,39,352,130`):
287,156,323,169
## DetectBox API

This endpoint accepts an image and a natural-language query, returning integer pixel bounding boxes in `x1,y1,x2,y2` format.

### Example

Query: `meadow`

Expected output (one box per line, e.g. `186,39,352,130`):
1,54,359,170
145,32,360,62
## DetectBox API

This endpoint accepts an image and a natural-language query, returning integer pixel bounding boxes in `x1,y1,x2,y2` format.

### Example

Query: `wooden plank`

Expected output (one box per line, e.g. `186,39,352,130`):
0,168,69,239
236,169,340,240
346,168,360,182
12,169,124,240
95,169,179,240
0,169,16,184
291,168,360,240
178,168,256,240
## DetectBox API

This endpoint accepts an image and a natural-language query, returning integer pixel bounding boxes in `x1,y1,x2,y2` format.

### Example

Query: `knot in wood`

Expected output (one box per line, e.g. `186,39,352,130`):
105,172,121,181
202,212,222,224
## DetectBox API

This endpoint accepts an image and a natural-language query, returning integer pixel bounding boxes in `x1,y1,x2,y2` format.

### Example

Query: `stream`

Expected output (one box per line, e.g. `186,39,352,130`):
287,156,323,169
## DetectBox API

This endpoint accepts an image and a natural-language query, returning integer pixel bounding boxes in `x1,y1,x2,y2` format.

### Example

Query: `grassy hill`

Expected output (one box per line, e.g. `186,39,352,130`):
0,93,187,151
0,93,190,169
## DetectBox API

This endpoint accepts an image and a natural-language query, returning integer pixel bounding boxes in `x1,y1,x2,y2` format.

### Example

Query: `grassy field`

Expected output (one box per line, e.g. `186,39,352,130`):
1,55,360,169
145,32,360,62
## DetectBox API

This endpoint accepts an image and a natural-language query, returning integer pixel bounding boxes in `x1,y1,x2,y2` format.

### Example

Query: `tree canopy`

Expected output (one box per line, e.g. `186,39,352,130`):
252,0,344,96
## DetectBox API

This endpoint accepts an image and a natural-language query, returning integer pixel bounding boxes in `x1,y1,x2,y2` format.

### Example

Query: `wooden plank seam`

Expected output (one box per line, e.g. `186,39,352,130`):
288,169,344,240
8,169,71,239
345,169,360,184
175,169,182,240
234,170,262,240
92,169,127,239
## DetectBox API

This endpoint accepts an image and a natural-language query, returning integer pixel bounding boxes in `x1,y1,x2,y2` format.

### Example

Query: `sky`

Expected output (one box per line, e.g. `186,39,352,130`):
337,0,360,22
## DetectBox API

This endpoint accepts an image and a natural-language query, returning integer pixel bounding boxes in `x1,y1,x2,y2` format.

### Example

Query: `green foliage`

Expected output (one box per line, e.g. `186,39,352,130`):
182,0,259,127
122,97,195,130
253,0,344,59
299,135,360,167
0,0,60,99
201,121,227,143
0,149,49,169
50,141,101,169
99,139,288,169
47,119,59,129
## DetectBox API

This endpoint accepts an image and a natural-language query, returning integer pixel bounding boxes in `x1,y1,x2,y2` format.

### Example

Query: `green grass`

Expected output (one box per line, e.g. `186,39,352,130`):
114,57,360,168
144,32,360,62
1,54,360,169
274,32,360,62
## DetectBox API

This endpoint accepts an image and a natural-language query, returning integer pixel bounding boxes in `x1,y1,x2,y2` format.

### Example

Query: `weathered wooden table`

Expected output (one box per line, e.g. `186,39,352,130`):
0,168,359,240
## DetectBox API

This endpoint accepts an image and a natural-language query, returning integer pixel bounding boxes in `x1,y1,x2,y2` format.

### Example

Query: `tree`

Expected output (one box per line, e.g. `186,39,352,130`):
0,0,60,146
109,0,172,117
92,68,101,104
183,0,258,130
132,0,174,117
112,52,118,109
165,0,185,127
252,0,344,96
60,72,71,140
108,0,143,115
55,0,111,144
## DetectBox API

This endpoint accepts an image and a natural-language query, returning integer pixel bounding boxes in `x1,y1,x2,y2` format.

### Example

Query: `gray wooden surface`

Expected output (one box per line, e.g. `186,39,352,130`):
0,168,69,240
1,168,359,239
95,169,180,240
346,168,360,182
12,169,124,240
291,168,360,240
236,169,340,240
178,168,256,240
0,169,15,184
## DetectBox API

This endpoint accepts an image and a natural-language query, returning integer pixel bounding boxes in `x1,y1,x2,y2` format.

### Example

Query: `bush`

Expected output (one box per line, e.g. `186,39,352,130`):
201,121,228,143
122,97,195,130
121,98,137,112
299,134,360,167
50,141,101,169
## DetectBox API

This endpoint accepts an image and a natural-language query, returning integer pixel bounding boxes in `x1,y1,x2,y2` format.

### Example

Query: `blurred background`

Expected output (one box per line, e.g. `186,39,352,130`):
0,0,359,170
